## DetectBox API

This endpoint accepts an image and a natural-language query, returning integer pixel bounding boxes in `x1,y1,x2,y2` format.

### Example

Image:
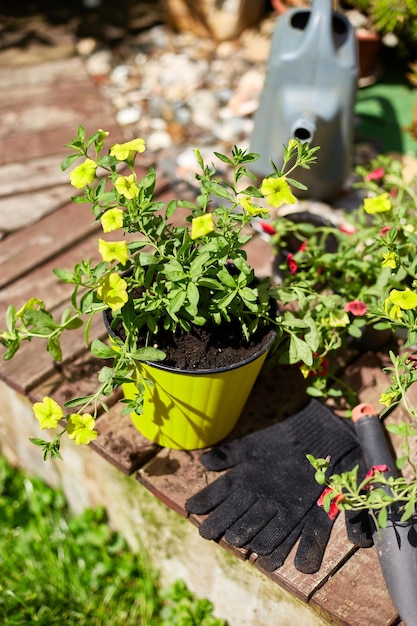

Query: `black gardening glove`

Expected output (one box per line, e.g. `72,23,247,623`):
185,399,373,574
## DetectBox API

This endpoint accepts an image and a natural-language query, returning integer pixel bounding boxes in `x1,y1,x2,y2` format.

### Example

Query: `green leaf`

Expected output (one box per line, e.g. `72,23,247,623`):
217,268,237,289
91,338,117,359
377,507,388,529
166,200,178,218
201,180,235,202
289,335,313,366
130,347,166,361
64,395,95,408
47,336,63,361
60,153,80,171
187,281,200,308
98,366,115,383
213,152,233,165
5,304,16,334
168,289,187,314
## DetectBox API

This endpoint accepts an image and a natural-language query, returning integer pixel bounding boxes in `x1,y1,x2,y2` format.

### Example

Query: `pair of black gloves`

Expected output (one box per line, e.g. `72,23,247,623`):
185,400,373,574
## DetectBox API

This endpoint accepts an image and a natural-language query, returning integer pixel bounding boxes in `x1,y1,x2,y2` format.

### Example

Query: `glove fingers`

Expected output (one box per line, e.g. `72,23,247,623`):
197,488,258,541
294,506,334,574
249,508,293,555
185,473,234,514
345,509,373,548
224,499,278,547
256,523,304,571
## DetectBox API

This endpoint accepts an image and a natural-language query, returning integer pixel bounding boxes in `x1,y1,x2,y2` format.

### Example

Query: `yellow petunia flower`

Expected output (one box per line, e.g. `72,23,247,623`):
328,310,350,328
33,397,63,430
98,239,129,266
97,272,128,310
115,174,139,200
66,413,98,445
363,193,392,214
101,208,124,233
260,177,296,208
191,214,215,240
381,251,396,269
388,288,417,310
110,138,146,161
69,158,97,189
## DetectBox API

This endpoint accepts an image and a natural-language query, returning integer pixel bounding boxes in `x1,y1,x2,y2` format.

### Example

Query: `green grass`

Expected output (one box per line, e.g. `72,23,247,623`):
0,456,227,626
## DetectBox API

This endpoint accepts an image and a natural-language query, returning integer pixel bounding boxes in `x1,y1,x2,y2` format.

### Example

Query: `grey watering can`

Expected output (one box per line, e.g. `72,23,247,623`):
250,0,359,201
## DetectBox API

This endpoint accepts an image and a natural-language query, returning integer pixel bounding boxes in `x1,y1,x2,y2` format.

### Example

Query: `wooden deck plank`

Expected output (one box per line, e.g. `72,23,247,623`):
0,57,92,90
310,548,399,626
0,123,122,167
0,156,70,197
0,171,172,289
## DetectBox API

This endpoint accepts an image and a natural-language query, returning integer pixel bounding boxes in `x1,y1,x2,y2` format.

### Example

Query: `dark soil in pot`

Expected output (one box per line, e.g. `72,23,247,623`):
104,310,278,371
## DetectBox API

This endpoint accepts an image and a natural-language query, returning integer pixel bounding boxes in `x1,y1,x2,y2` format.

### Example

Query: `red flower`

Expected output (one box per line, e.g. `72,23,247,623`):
344,300,367,316
339,223,357,235
364,464,390,481
287,252,298,275
298,241,307,252
380,225,392,237
317,487,344,521
365,167,384,181
258,220,276,235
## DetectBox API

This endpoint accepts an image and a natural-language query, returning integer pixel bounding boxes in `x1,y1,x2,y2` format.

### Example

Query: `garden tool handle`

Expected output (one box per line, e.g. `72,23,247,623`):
352,403,398,481
352,403,417,626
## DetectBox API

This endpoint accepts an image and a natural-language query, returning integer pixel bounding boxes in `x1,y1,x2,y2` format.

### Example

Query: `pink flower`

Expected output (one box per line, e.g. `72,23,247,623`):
258,220,276,235
365,167,384,181
287,252,298,275
380,225,392,237
317,487,344,521
344,300,367,316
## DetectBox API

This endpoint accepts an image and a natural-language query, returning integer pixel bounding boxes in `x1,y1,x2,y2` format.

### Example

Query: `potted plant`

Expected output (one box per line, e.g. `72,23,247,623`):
306,155,417,621
1,127,320,459
252,151,417,404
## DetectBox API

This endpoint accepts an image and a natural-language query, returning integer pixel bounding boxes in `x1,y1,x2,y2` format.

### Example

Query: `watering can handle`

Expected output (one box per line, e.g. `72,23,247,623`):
301,0,337,58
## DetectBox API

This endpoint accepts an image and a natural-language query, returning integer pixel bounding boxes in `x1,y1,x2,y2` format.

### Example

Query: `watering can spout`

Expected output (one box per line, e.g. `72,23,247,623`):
250,0,359,201
291,117,317,144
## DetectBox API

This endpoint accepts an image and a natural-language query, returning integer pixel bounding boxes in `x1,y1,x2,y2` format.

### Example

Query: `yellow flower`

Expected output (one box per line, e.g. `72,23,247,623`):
363,193,392,214
110,138,146,160
98,239,129,266
328,310,350,328
388,288,417,310
101,208,124,233
239,196,269,216
66,413,98,445
115,174,139,200
260,177,296,208
69,158,97,189
33,397,63,430
379,390,399,408
381,251,396,269
97,273,128,310
191,214,215,239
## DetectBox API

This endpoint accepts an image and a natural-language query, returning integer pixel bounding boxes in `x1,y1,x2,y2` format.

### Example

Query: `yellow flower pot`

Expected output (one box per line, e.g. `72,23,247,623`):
123,334,275,449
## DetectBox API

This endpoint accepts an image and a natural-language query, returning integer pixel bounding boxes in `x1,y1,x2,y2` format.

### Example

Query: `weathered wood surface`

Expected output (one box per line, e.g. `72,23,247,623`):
0,53,407,626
